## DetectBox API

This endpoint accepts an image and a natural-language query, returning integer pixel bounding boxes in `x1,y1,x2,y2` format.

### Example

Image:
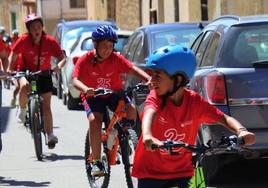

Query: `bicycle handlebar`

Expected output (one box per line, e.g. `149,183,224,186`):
151,135,246,156
8,70,53,80
93,83,148,97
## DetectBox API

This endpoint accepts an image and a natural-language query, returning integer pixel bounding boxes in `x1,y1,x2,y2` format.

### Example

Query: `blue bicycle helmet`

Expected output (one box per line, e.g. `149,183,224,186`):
92,25,118,43
146,45,196,81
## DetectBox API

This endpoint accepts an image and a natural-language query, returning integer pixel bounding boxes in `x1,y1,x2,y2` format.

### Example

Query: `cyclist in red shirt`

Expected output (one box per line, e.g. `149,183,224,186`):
0,39,9,153
11,29,19,44
72,25,151,176
8,13,66,149
9,29,21,107
131,45,256,188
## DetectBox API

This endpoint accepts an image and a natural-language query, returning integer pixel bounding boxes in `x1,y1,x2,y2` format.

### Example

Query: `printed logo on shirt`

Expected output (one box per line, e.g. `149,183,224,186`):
181,120,193,128
89,72,99,76
97,78,111,88
159,116,168,125
164,128,185,141
106,72,114,77
160,128,186,155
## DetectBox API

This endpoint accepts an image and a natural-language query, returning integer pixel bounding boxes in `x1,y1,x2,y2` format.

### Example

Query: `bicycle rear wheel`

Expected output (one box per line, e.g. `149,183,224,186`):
119,128,138,188
30,98,43,161
85,128,111,188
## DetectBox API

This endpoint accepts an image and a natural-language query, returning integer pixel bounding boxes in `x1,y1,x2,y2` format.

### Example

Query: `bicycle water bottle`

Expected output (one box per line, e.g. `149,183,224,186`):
32,80,37,92
107,128,118,150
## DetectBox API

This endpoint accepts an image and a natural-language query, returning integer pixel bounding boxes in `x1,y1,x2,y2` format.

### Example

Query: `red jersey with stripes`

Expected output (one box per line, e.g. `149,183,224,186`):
12,33,63,71
72,50,133,91
132,89,224,179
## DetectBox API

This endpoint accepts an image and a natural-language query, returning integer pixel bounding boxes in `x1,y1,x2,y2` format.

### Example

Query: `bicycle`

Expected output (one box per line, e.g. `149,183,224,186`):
84,83,148,188
151,135,255,188
10,70,52,161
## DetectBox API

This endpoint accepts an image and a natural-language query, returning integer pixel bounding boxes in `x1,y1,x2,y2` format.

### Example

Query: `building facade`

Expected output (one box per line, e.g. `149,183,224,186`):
1,0,268,36
0,0,36,35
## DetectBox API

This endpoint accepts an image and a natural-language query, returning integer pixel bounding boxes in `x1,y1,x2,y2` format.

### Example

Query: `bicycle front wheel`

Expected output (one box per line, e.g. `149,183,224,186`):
119,128,138,188
85,128,111,188
30,98,43,161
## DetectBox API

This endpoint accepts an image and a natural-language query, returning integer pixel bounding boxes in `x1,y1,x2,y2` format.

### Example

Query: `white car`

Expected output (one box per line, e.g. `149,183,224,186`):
62,30,133,110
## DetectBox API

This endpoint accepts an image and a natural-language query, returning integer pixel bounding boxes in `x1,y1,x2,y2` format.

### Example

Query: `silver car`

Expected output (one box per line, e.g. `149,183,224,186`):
62,30,133,110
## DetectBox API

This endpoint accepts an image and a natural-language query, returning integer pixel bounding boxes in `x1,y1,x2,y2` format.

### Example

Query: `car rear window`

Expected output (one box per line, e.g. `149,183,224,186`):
151,28,201,52
221,24,268,68
81,37,130,53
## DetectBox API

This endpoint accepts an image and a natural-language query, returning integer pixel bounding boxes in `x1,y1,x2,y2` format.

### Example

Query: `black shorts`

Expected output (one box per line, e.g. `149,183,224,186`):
82,92,131,117
36,74,53,94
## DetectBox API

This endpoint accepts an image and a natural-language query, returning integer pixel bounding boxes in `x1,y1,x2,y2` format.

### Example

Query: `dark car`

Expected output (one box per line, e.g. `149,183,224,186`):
121,22,205,135
190,15,268,184
51,20,118,99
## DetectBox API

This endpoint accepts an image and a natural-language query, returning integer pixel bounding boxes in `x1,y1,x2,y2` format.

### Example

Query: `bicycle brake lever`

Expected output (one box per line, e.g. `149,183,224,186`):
94,88,112,96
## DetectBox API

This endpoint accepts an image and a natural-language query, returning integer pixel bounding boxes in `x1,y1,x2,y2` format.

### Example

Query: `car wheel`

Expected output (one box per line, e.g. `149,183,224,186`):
57,73,63,99
201,155,219,185
62,93,67,105
67,93,80,110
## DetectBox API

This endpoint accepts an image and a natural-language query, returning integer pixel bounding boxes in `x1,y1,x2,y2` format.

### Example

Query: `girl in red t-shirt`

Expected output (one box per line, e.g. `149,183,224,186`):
7,13,66,149
131,45,256,188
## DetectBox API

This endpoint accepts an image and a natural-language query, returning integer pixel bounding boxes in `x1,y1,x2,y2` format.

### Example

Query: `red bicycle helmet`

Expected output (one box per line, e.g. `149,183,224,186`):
24,13,43,30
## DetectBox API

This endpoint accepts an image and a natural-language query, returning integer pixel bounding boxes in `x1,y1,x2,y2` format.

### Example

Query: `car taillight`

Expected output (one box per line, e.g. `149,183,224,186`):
73,56,79,65
206,71,227,105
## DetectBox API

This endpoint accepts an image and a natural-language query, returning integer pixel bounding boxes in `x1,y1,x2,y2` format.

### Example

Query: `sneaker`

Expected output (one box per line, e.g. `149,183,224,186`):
10,98,17,107
91,160,105,176
47,133,58,149
16,107,27,123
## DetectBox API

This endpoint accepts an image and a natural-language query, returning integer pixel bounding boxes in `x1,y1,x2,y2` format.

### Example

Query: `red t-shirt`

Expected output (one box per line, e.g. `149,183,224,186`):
72,50,133,90
0,40,7,52
12,33,63,71
132,89,224,179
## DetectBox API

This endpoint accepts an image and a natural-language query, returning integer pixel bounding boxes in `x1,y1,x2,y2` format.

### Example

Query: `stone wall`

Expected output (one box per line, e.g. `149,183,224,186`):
115,0,140,31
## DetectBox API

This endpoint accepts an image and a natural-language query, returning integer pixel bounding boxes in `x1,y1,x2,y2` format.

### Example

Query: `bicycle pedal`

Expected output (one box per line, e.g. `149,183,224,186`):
48,143,56,149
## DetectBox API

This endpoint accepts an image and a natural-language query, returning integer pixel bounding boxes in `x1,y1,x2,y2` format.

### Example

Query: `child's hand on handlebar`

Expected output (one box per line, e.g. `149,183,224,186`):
238,130,256,146
84,87,95,97
143,135,163,151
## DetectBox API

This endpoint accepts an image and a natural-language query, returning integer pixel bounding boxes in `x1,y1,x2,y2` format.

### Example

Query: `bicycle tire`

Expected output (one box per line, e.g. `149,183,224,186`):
85,128,111,188
119,128,138,188
30,98,43,161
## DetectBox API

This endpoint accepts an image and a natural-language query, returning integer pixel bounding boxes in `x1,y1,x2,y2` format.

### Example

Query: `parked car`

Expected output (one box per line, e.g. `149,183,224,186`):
121,22,206,135
62,30,133,110
51,20,118,99
189,14,268,184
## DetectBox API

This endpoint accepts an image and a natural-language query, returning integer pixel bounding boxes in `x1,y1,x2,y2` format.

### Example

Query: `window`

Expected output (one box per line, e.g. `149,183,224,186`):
194,31,214,66
70,0,85,8
128,33,143,62
10,12,17,30
201,32,220,67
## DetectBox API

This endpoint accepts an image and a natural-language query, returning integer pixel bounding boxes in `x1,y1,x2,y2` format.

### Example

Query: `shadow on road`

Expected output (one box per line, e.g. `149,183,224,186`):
43,153,84,162
0,176,50,187
1,106,12,133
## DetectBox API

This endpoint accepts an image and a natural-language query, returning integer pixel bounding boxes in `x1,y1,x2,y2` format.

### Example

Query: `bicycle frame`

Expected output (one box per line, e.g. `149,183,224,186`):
101,99,126,165
12,71,46,160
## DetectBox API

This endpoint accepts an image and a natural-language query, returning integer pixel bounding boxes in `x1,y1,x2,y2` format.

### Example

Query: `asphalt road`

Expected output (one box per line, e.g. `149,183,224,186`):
0,85,132,188
1,85,268,188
